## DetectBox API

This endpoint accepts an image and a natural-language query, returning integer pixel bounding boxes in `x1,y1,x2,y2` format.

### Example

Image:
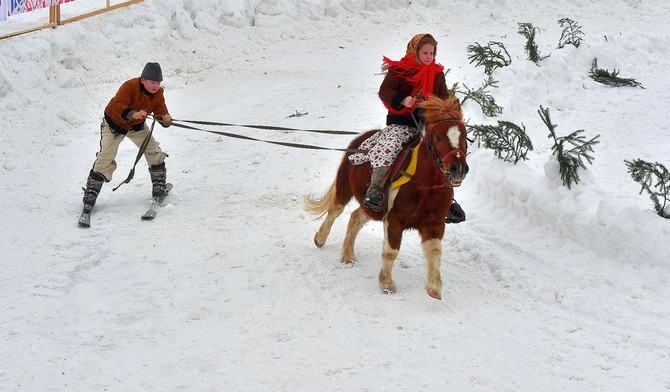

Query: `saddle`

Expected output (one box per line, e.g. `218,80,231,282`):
380,134,422,190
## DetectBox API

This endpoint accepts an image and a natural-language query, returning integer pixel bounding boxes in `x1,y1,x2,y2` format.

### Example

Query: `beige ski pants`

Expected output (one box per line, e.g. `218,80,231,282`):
92,119,167,181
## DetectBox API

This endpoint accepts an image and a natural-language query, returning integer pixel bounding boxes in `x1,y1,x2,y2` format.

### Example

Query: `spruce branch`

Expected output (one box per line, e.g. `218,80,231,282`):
557,18,584,48
466,41,511,75
454,75,504,117
450,82,460,95
518,22,549,64
589,58,644,88
286,110,308,118
469,121,533,164
539,106,600,189
624,159,670,218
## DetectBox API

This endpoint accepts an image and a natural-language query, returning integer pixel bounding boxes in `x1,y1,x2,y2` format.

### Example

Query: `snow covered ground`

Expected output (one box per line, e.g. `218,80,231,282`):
1,0,669,391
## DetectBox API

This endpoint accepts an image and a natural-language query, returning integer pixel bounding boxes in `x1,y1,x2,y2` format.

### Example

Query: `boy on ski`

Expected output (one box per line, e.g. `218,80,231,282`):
81,62,172,213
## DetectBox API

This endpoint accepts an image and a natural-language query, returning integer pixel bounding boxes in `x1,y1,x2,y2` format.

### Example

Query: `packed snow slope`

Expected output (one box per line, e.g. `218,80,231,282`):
0,0,669,391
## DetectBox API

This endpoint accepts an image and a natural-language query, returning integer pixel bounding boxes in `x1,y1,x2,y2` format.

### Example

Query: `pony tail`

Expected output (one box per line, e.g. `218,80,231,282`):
304,181,337,218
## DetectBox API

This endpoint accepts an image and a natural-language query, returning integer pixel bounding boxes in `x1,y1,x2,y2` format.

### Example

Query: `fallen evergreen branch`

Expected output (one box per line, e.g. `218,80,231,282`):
557,18,584,48
518,22,549,64
539,106,600,189
624,159,670,218
286,110,308,118
454,75,504,117
469,121,533,164
589,58,644,88
450,82,460,96
466,41,511,75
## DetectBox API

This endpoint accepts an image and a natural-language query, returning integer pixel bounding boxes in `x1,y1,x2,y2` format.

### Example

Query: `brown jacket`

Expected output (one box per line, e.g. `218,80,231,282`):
378,69,449,126
104,78,169,134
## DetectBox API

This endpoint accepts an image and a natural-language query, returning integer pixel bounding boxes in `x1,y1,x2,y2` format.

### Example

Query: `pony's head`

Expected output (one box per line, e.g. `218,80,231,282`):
419,96,469,187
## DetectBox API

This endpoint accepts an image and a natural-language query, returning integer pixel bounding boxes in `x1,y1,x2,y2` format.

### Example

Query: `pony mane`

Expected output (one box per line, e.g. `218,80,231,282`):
419,96,463,124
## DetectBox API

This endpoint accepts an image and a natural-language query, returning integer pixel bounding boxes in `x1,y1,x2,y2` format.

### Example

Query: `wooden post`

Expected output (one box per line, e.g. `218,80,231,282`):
49,5,61,27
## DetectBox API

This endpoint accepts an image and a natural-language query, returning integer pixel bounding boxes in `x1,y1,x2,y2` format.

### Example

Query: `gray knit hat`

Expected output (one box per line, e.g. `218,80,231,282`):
141,62,163,82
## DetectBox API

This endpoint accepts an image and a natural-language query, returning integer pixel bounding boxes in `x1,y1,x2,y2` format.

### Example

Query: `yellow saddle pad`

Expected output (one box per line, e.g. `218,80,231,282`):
390,145,420,189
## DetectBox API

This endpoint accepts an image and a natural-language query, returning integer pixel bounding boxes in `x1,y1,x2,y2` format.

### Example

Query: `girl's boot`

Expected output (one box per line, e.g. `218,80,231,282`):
363,166,390,212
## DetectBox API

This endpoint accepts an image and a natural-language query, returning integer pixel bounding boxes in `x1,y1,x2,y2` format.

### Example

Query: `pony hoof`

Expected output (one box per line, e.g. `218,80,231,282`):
380,282,396,295
314,235,325,248
427,288,442,300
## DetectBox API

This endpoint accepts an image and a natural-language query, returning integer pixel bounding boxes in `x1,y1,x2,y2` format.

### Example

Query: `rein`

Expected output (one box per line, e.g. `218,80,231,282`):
162,117,365,154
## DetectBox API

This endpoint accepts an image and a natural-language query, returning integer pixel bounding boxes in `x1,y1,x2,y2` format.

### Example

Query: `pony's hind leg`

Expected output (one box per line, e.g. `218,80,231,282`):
341,207,371,264
305,182,344,248
314,203,345,248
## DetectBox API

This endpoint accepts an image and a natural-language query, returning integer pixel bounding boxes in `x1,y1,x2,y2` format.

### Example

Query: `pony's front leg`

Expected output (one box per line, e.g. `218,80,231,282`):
379,220,402,294
314,204,345,248
341,207,371,263
421,238,443,300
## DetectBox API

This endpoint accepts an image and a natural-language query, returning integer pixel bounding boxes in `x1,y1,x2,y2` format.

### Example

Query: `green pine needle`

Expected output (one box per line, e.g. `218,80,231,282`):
539,106,600,189
624,159,670,218
454,75,504,117
469,121,533,164
589,58,644,88
466,41,511,75
557,18,584,48
518,22,549,63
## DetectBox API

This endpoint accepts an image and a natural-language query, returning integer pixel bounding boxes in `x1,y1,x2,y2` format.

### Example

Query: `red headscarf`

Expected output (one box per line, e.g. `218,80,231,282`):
381,34,445,115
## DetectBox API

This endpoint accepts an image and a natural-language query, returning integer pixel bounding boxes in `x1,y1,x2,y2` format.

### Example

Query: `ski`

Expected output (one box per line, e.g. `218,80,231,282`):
141,183,173,220
78,204,93,227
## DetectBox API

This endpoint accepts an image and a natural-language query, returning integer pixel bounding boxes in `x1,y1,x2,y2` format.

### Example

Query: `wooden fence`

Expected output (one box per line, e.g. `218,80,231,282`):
0,0,143,40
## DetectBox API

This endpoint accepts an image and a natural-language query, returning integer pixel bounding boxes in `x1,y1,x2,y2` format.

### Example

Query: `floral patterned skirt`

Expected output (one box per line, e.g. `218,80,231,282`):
348,124,418,168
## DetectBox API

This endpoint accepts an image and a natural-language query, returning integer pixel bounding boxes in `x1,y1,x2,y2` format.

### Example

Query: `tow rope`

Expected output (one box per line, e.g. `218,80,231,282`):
164,117,366,154
113,118,157,192
173,118,360,136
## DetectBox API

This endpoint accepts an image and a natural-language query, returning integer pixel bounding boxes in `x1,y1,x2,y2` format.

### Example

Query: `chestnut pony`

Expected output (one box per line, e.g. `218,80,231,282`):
304,96,468,299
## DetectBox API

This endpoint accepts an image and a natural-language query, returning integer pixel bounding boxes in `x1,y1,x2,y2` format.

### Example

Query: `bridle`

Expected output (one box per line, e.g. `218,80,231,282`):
425,118,467,174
